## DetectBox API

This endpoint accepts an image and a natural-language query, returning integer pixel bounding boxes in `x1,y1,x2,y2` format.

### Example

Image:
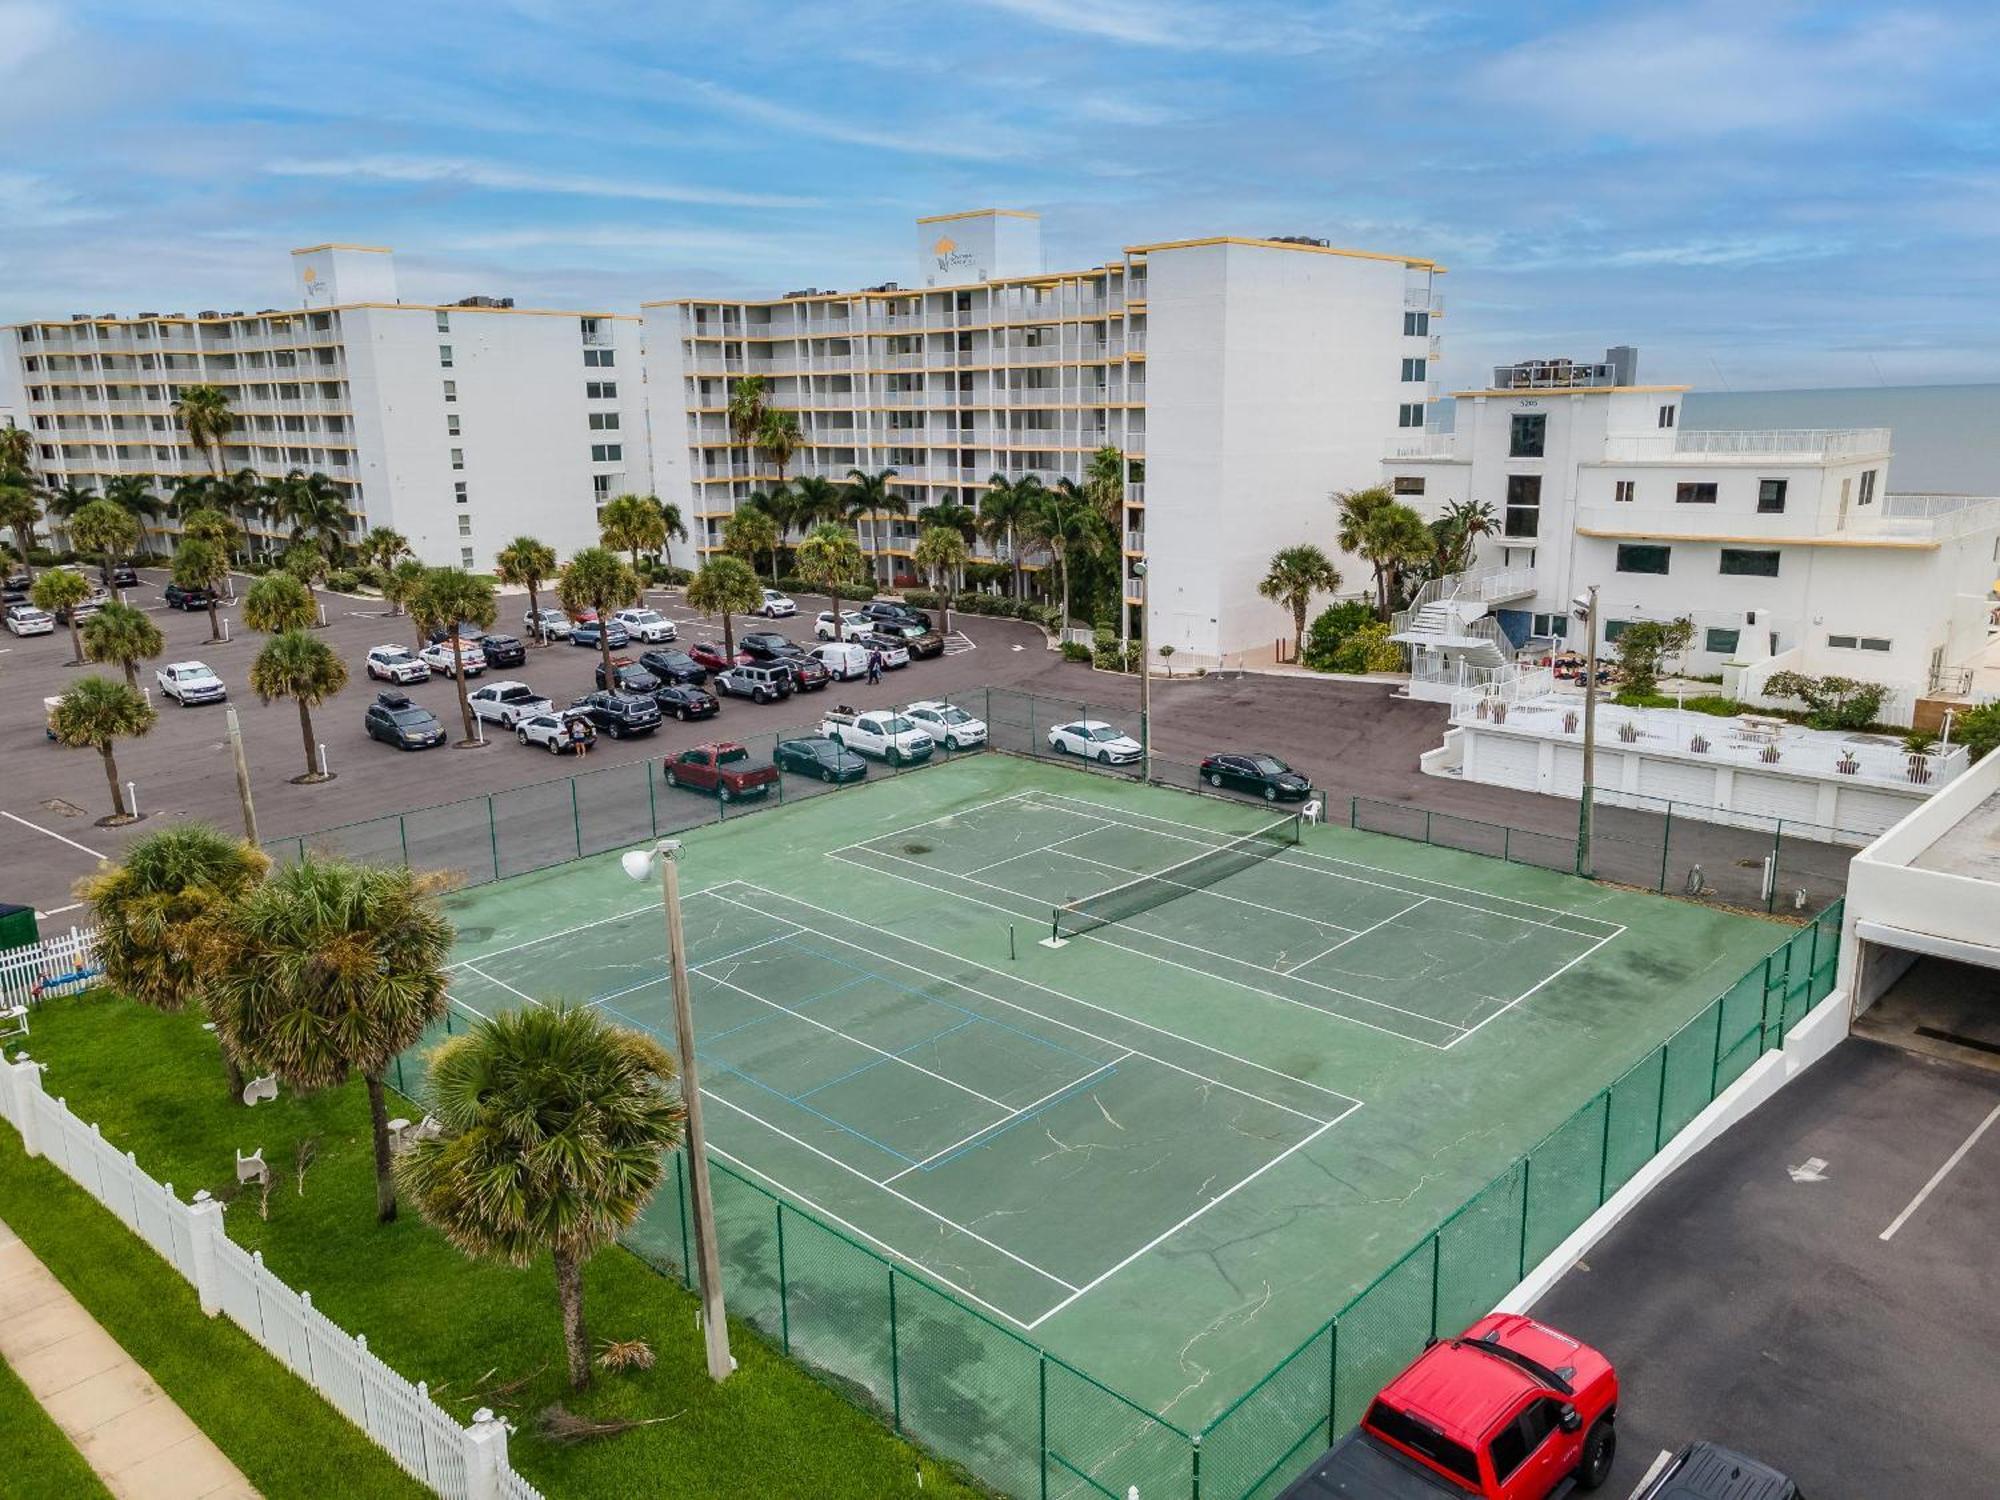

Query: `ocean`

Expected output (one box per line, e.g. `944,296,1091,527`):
1682,383,2000,495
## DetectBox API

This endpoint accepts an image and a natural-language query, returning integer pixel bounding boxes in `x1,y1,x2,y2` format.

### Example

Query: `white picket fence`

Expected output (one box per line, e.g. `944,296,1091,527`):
0,1052,547,1500
0,925,102,1010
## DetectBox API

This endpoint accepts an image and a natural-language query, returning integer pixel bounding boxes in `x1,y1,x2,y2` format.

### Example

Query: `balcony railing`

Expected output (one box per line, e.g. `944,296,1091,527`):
1389,432,1460,460
1601,428,1893,462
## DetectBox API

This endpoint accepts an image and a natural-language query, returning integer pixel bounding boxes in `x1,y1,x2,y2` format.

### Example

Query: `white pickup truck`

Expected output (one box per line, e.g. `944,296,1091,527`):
467,681,554,728
819,706,935,765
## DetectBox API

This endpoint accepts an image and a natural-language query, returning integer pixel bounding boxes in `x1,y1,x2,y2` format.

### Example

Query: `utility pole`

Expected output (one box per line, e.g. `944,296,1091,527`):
1576,586,1600,878
1133,560,1151,779
225,706,259,846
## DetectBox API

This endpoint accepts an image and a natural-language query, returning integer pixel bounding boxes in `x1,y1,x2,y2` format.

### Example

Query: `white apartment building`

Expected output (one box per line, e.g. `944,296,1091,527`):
644,210,1443,664
0,245,651,571
1386,348,2000,702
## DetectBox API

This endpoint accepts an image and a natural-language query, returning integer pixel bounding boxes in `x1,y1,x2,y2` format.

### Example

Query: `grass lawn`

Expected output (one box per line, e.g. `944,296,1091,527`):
11,989,983,1499
0,1340,114,1500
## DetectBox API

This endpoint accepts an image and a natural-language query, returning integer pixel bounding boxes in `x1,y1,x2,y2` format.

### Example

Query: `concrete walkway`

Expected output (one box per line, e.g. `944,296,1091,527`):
0,1217,257,1499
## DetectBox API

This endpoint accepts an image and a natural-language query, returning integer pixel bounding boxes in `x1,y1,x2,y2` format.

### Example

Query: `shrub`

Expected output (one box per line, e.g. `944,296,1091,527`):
1060,640,1092,663
1612,617,1694,697
1302,600,1375,671
1762,671,1888,731
901,589,941,610
648,563,693,587
322,568,362,593
1956,701,2000,762
1313,620,1403,674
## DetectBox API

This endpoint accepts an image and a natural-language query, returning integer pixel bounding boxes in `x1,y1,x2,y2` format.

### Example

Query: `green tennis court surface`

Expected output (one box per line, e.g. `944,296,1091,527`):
426,753,1782,1431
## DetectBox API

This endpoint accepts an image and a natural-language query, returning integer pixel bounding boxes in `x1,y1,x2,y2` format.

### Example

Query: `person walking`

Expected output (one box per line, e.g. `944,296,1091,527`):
866,648,883,686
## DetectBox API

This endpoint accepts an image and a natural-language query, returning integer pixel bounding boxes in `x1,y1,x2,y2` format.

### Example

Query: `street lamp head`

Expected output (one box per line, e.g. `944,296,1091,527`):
1132,560,1148,578
620,839,684,881
1570,592,1594,621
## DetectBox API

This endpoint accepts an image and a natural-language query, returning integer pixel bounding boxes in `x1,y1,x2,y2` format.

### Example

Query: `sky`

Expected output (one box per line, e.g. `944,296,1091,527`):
3,0,1998,391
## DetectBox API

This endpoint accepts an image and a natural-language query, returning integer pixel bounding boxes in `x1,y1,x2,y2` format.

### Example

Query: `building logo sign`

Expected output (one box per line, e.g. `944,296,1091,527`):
931,235,978,276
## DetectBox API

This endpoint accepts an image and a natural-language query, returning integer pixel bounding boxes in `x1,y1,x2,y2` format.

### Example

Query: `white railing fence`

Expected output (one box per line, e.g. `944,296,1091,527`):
0,1054,544,1500
0,926,102,1010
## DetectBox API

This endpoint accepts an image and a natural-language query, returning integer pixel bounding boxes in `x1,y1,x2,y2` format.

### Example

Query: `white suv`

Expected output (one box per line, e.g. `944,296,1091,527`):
612,607,676,643
905,700,987,750
365,645,431,683
156,660,227,706
760,589,797,618
815,610,871,642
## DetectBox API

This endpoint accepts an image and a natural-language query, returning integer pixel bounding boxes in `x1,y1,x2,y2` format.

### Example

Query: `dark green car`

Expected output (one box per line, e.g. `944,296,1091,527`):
773,735,869,784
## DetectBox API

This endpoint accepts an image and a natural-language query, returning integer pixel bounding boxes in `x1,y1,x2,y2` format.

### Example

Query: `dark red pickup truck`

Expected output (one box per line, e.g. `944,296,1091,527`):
662,742,779,803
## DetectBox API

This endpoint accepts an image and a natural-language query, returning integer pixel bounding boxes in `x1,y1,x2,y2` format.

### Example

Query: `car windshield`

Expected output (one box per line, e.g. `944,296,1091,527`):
878,716,915,734
717,747,747,764
625,610,661,624
931,706,969,723
1249,756,1289,775
379,650,412,663
389,710,434,726
1085,726,1123,742
498,687,536,702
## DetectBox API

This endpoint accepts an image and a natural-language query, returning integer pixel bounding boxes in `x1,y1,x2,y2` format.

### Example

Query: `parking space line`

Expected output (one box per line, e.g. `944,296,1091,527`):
1628,1450,1674,1497
1880,1099,2000,1242
0,809,104,861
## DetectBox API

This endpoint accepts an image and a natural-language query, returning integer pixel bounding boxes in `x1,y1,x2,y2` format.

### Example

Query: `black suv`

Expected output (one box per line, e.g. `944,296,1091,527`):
364,691,447,750
569,690,661,739
738,630,798,662
861,600,932,631
595,658,662,694
109,563,141,588
639,649,708,685
771,649,831,692
163,582,214,611
479,633,526,668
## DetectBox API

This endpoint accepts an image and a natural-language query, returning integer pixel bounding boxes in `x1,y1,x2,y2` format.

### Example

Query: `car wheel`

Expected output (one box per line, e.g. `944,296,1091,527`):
516,728,530,744
821,770,836,784
1576,1419,1615,1491
1097,750,1112,764
665,768,679,787
607,722,623,739
754,688,769,704
676,708,689,721
1264,786,1278,802
1208,771,1224,788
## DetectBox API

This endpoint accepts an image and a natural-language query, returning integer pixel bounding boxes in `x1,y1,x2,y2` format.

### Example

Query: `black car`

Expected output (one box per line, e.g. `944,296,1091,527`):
163,582,214,611
738,630,798,662
109,564,140,588
1633,1442,1804,1500
2,581,27,607
773,735,868,784
364,691,447,750
655,684,720,722
639,649,708,686
569,690,661,739
861,600,932,630
774,651,832,692
426,619,489,646
3,571,28,593
479,633,526,668
1199,752,1312,802
594,658,662,694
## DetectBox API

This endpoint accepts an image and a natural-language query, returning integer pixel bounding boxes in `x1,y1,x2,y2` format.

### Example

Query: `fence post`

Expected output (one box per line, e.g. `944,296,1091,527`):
1658,804,1672,893
186,1190,227,1316
1769,820,1784,913
6,1055,46,1157
648,762,659,836
888,1267,902,1431
1038,1355,1049,1500
398,816,409,866
1428,1235,1441,1339
1597,1089,1614,1205
1348,796,1358,829
1326,1317,1340,1448
487,796,500,883
462,1407,510,1500
775,1201,790,1354
1191,1429,1202,1499
1517,1158,1532,1277
571,777,583,859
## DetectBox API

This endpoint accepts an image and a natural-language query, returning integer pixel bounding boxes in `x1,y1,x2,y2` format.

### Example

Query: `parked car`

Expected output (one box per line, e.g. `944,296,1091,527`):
759,589,797,618
773,651,831,693
855,632,912,668
478,633,526,669
425,619,489,646
365,645,431,684
814,610,872,642
714,663,796,704
54,591,108,625
594,657,661,695
689,638,751,672
820,706,934,765
655,683,720,722
364,692,447,750
738,630,799,662
663,742,779,802
639,648,709,685
524,606,572,641
2,576,28,606
905,700,987,750
420,638,487,678
861,600,932,631
570,619,630,650
163,582,216,611
4,604,55,637
875,619,945,658
1200,752,1312,802
1277,1315,1618,1500
1048,719,1142,764
1631,1442,1802,1500
467,681,553,728
774,735,868,784
108,563,140,588
809,641,870,681
515,706,596,755
568,689,660,739
155,660,227,706
612,607,677,644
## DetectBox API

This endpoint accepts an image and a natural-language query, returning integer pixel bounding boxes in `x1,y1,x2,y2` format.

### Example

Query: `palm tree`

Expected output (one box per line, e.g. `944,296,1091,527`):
81,825,269,1095
795,523,867,641
171,536,232,644
1083,445,1126,527
42,480,98,522
1025,478,1107,631
383,557,429,637
49,676,157,821
102,474,162,538
724,507,781,582
1259,545,1342,661
0,424,31,474
267,469,353,566
598,493,666,590
409,569,496,743
651,496,689,573
70,499,140,588
31,568,94,664
167,473,215,520
789,474,843,533
757,408,802,483
250,631,348,780
0,479,42,580
82,601,165,691
395,1004,684,1389
360,527,412,574
180,505,243,565
208,858,453,1224
495,535,557,642
842,466,904,570
558,547,640,688
1438,499,1497,575
1356,501,1433,621
685,554,763,659
923,500,979,544
242,570,316,634
913,525,969,636
979,474,1042,598
726,375,768,455
174,385,235,476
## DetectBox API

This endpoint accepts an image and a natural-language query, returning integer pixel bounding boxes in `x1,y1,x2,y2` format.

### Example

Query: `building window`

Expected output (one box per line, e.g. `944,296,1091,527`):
454,481,468,503
1603,619,1630,643
1503,474,1541,538
460,547,475,569
1616,544,1671,574
1402,311,1429,336
1614,480,1636,504
591,443,622,462
587,380,618,400
1531,612,1570,640
592,474,613,498
1858,469,1877,505
1400,358,1426,382
436,312,450,333
588,412,620,431
1509,413,1546,459
1719,548,1780,577
1393,476,1426,496
1658,404,1676,429
1675,482,1718,505
457,514,472,537
443,380,457,403
438,345,454,368
584,349,615,368
1398,403,1425,428
1757,478,1787,513
1828,634,1891,652
450,447,465,470
446,414,461,436
1705,627,1741,654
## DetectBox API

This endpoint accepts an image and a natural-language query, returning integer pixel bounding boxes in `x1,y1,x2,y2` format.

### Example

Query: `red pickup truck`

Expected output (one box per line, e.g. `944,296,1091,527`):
1279,1314,1618,1499
662,742,779,803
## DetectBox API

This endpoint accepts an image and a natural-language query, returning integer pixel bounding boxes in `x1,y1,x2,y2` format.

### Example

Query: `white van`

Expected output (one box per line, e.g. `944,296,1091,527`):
810,641,871,681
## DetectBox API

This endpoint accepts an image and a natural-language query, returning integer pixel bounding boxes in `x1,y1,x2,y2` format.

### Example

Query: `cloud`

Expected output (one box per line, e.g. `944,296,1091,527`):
0,0,62,75
662,74,1035,160
263,155,819,209
966,0,1426,55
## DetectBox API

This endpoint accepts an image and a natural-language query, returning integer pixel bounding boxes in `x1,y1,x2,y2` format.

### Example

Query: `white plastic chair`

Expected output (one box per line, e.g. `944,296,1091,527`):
241,1072,279,1107
235,1147,270,1187
1302,799,1324,826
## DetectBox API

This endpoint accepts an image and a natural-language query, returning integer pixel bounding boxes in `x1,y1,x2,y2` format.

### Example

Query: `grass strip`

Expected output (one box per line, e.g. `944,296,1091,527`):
0,1337,116,1500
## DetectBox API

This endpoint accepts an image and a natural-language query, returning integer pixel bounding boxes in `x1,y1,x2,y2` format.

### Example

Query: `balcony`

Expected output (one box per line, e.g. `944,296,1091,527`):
1403,287,1445,315
1125,529,1145,553
1600,428,1893,463
1389,432,1461,461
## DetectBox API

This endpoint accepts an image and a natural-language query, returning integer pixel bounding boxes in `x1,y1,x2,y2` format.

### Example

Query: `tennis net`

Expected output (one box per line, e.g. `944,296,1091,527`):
1052,812,1303,942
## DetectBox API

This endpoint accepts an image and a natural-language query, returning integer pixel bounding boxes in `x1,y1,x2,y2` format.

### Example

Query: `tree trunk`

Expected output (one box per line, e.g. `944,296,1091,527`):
412,613,427,653
526,582,542,644
554,1246,590,1390
597,602,615,689
123,660,138,691
721,610,734,658
206,596,222,643
364,1074,397,1223
99,744,125,819
452,642,476,743
67,617,84,666
297,698,318,778
1294,602,1307,661
1060,554,1072,634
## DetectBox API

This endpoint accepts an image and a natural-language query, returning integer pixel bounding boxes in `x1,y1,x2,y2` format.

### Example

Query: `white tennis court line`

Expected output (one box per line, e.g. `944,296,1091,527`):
458,961,542,1010
825,787,1044,862
585,931,801,1013
1051,844,1365,937
1281,898,1430,975
1443,927,1623,1049
961,814,1124,876
880,1054,1131,1185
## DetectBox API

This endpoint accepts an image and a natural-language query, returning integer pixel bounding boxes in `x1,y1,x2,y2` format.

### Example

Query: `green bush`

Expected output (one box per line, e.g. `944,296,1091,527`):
1302,600,1376,671
1611,691,1745,717
648,563,694,587
1060,640,1092,663
1956,701,2000,761
901,589,942,610
322,568,363,593
1324,620,1403,674
1763,671,1888,731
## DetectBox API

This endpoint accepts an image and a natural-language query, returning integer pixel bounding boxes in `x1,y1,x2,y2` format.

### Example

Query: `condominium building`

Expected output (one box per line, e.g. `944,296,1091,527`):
0,245,651,570
1385,347,2000,704
643,210,1442,663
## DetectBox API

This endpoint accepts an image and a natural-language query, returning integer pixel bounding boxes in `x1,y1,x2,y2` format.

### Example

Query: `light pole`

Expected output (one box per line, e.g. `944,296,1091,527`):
225,706,259,845
1572,587,1600,878
620,839,733,1383
1132,560,1151,779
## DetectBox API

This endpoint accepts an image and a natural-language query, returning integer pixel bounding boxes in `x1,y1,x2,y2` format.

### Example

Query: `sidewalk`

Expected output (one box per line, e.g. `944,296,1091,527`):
0,1216,257,1499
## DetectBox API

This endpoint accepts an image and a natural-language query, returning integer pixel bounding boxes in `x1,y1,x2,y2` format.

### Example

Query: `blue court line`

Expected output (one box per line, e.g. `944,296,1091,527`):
789,1018,980,1104
705,1058,924,1166
917,1063,1122,1175
695,975,870,1049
